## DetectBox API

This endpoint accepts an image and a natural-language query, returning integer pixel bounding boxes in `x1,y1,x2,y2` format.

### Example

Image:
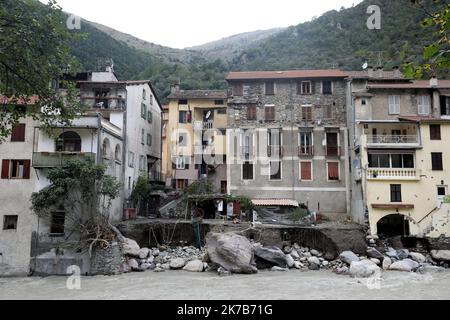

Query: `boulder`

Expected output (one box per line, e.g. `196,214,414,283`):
335,266,349,275
122,238,140,257
206,232,257,274
389,259,419,272
183,260,204,272
382,257,392,270
271,266,288,272
217,267,231,276
370,258,381,265
308,256,321,266
293,261,303,269
308,263,320,271
290,250,300,259
170,258,186,269
254,245,288,268
127,258,139,271
161,263,171,270
385,248,399,259
152,249,160,256
409,252,426,263
285,254,295,268
154,267,164,272
349,260,380,278
119,261,131,273
366,248,384,260
138,248,150,259
397,249,410,260
431,250,450,262
140,263,152,271
302,252,312,258
339,251,360,265
322,261,329,267
310,249,320,256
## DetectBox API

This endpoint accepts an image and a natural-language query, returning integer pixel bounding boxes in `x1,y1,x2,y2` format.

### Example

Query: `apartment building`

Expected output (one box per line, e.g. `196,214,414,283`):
164,86,228,193
349,68,450,237
226,70,350,216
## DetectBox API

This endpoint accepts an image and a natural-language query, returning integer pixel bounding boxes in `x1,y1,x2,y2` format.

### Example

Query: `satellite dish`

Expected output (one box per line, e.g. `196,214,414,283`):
205,111,211,120
362,61,368,70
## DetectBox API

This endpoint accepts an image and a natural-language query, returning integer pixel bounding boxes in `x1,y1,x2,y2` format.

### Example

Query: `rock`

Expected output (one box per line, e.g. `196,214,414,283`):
299,257,307,262
161,263,171,270
183,260,204,272
389,259,419,272
419,265,445,273
370,258,381,265
431,250,450,262
122,238,140,257
308,256,321,266
349,260,380,278
409,252,426,263
310,249,320,256
140,263,151,271
217,267,231,276
271,266,288,272
147,256,154,264
119,261,131,273
154,267,164,272
335,266,349,275
254,245,288,268
385,248,399,259
368,239,376,245
382,257,392,270
128,258,139,271
169,258,186,269
339,251,360,265
283,246,292,254
366,248,384,260
308,263,320,271
293,261,303,269
322,261,329,267
152,249,160,257
302,252,312,258
397,249,410,260
203,262,208,271
285,254,295,268
138,248,150,259
206,232,257,274
290,250,300,259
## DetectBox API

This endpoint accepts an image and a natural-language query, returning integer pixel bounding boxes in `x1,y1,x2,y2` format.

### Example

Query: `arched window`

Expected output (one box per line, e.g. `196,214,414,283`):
56,131,81,152
115,144,121,161
102,138,110,158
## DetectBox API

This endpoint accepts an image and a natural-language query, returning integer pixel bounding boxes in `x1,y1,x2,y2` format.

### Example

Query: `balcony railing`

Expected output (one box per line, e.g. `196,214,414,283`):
367,168,419,180
367,135,419,144
81,96,126,110
326,146,341,157
32,152,96,168
267,145,283,158
203,120,214,130
298,146,314,157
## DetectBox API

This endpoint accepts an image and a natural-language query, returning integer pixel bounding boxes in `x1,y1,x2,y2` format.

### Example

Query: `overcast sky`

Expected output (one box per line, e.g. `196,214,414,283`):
45,0,363,49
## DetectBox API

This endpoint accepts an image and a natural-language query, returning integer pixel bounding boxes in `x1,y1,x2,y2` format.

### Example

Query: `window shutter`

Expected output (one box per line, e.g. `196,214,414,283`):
310,81,315,94
11,124,26,142
301,162,312,180
328,162,339,180
1,160,10,179
23,160,31,179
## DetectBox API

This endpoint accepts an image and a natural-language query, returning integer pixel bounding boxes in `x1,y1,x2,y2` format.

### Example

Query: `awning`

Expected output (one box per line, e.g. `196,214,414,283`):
252,199,299,207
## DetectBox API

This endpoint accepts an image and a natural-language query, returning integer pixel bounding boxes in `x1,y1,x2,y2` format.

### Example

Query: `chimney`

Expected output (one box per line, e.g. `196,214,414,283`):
170,83,180,94
367,66,374,78
393,66,401,78
376,66,384,78
430,76,438,87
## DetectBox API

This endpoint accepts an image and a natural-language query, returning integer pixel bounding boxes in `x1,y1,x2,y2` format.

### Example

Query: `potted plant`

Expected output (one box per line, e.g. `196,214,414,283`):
372,170,379,178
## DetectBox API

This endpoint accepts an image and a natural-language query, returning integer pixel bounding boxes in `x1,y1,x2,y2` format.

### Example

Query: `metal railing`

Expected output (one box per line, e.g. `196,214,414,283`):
298,146,314,156
326,146,341,157
32,152,96,168
367,135,419,144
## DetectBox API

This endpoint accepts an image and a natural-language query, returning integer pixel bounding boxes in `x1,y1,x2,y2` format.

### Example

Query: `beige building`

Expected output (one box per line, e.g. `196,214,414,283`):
164,87,228,193
349,69,450,237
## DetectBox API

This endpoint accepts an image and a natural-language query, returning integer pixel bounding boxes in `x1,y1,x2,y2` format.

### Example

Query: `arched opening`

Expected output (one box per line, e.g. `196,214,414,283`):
377,214,411,237
102,138,110,158
115,144,121,161
56,131,81,152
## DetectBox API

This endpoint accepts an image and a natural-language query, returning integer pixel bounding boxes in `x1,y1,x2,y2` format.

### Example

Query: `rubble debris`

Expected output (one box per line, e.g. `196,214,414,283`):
122,238,140,257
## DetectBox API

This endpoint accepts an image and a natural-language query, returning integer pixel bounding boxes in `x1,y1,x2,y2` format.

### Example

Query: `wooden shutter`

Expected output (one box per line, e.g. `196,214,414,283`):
23,160,31,179
233,84,243,96
247,105,256,120
1,160,10,179
11,124,26,142
328,162,339,180
300,162,312,180
310,81,315,94
265,82,274,95
265,107,275,121
430,125,441,140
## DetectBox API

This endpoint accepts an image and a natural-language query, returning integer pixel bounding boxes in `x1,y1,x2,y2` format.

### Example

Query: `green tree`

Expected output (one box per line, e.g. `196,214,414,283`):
31,158,121,253
404,0,450,78
0,0,83,141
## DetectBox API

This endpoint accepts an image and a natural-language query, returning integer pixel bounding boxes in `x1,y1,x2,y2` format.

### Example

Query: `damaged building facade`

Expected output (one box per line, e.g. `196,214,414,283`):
226,70,351,217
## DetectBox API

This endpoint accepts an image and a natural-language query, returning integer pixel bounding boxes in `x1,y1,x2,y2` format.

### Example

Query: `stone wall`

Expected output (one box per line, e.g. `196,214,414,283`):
90,242,122,275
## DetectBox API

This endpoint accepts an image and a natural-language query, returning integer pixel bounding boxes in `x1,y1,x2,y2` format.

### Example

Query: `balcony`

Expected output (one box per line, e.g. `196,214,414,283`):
326,146,341,157
81,96,126,110
367,168,420,180
194,120,214,130
32,152,96,168
367,135,420,148
298,146,314,157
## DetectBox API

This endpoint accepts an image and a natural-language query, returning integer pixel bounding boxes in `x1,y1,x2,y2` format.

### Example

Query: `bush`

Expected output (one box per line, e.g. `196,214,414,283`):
444,195,450,204
289,208,309,223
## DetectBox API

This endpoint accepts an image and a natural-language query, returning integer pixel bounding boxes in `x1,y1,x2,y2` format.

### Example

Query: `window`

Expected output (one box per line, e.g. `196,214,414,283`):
241,132,253,159
247,105,257,120
94,89,109,109
432,153,443,171
141,129,145,145
115,145,121,162
147,134,152,146
56,131,81,152
268,129,282,157
147,110,153,123
178,99,188,105
3,215,18,230
242,161,254,180
299,132,313,155
326,132,339,157
390,184,402,202
300,162,312,181
298,81,312,95
102,138,110,158
388,95,401,114
128,151,135,168
441,96,450,116
50,211,65,235
139,155,147,171
327,162,339,181
265,106,275,122
11,124,25,142
179,111,191,123
368,153,414,169
141,103,147,119
176,179,189,190
233,84,243,96
175,157,187,170
1,160,30,179
418,95,430,115
322,81,332,94
150,95,153,105
215,100,224,105
178,132,187,147
302,106,312,121
270,161,282,180
221,181,227,194
217,108,227,114
323,105,333,119
430,125,441,140
438,186,446,196
142,89,146,100
265,82,275,95
361,99,367,106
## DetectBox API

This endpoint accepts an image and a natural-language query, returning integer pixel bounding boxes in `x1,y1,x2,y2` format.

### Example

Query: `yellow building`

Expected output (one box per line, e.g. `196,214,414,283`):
354,78,450,237
162,86,228,192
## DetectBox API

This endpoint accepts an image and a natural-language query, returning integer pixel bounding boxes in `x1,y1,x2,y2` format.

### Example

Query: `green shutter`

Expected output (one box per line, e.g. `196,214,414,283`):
147,110,152,123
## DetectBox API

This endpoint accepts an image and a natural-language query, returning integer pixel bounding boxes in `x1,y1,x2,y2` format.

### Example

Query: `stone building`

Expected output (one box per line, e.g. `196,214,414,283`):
226,70,350,217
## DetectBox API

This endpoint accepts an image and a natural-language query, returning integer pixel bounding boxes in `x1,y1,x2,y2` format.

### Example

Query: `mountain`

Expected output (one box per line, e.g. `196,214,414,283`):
188,28,286,61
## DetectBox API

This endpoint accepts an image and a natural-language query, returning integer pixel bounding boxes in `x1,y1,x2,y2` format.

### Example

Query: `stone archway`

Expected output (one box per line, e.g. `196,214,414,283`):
376,214,412,237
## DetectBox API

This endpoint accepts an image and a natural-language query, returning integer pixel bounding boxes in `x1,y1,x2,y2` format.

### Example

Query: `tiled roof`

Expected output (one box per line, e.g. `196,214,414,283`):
399,116,450,123
167,90,227,100
348,70,406,80
226,69,348,80
77,80,151,85
0,95,39,105
367,80,450,89
252,199,299,207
